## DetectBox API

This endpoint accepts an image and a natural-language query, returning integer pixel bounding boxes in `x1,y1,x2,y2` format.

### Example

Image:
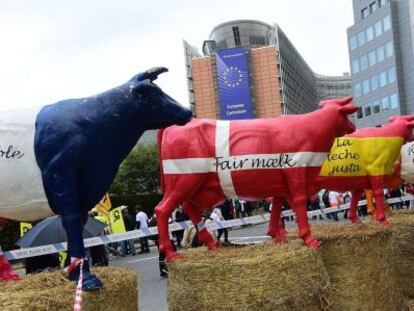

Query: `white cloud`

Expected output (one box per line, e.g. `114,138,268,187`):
0,0,353,111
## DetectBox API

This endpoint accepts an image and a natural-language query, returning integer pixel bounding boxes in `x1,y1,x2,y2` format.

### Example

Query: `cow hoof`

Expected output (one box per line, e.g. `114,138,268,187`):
274,237,288,245
207,240,220,250
82,273,103,291
274,230,288,244
166,252,184,262
0,255,20,281
380,219,393,229
304,236,321,248
0,271,21,281
267,228,276,238
350,218,363,225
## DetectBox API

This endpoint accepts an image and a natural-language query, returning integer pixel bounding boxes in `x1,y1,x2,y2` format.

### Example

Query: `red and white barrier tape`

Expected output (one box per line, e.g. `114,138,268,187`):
64,258,84,311
73,259,84,311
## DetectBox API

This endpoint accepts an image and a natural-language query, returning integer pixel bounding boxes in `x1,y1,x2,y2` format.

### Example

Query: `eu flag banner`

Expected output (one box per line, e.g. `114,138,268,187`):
216,47,254,120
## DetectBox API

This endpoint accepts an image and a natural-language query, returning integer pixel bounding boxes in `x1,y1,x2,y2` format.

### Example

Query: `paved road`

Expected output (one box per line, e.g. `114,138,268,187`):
110,213,357,311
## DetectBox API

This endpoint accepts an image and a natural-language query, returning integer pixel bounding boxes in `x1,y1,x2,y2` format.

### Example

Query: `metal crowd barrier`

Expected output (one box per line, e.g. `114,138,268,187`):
5,195,413,261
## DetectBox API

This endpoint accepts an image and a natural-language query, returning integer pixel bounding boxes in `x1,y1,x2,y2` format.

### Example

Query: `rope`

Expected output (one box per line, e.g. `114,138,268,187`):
64,258,84,311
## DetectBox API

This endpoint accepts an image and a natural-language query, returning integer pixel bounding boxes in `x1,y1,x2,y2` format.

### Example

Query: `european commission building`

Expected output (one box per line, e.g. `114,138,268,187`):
184,20,352,120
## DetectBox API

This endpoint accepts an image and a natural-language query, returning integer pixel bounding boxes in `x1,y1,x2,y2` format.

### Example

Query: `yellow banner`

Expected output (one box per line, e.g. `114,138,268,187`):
92,193,112,218
109,207,126,234
320,137,403,177
59,252,67,268
20,222,32,237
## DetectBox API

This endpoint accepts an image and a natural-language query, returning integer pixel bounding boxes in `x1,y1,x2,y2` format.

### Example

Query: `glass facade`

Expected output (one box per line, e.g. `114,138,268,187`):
347,0,407,127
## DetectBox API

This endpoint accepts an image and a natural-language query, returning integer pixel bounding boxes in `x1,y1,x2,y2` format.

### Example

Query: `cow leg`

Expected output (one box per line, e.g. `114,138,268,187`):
348,190,363,224
0,246,20,281
154,194,183,262
42,167,102,290
183,202,219,250
267,198,288,244
291,193,320,248
370,178,392,228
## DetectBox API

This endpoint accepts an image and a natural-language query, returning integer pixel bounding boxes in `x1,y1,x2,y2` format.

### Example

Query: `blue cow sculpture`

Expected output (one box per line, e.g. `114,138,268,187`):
0,67,192,290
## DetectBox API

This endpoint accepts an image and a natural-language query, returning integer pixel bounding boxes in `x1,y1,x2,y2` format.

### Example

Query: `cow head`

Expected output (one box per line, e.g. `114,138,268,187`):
129,67,193,128
388,115,414,141
318,96,358,136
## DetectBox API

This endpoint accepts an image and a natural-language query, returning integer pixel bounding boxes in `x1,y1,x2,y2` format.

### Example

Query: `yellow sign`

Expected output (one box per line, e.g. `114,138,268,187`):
320,137,403,177
59,252,68,268
93,194,112,218
109,207,126,234
20,222,32,237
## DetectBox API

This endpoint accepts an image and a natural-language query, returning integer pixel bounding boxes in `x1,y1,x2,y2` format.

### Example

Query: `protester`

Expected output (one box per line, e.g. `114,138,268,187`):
233,198,242,218
86,211,111,265
404,183,414,208
25,254,60,274
172,205,187,248
328,190,340,221
135,205,150,254
219,200,232,242
309,194,323,220
90,244,109,266
390,187,404,209
147,213,175,278
210,206,228,243
342,191,352,219
182,215,217,249
120,208,137,256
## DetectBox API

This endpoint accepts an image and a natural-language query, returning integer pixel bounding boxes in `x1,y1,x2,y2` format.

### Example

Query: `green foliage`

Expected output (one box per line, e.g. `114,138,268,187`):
110,144,160,195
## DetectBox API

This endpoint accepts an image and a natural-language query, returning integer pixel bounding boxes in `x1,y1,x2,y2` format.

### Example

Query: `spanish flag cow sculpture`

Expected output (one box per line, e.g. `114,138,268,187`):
319,115,414,226
156,96,357,261
365,141,414,219
266,115,414,242
0,67,192,290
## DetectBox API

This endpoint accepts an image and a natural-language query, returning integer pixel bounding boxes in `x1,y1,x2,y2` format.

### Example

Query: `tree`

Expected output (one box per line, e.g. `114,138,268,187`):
110,144,160,195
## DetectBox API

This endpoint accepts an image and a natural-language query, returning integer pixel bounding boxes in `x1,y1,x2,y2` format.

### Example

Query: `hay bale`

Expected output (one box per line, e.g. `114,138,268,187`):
168,241,330,311
408,299,414,311
0,266,138,311
389,210,414,298
310,222,406,311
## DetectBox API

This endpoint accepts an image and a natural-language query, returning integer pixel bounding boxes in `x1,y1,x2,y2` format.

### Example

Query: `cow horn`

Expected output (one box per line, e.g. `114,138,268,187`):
339,103,359,114
319,96,353,108
404,115,414,121
335,96,353,106
145,67,169,81
389,115,414,123
135,67,169,82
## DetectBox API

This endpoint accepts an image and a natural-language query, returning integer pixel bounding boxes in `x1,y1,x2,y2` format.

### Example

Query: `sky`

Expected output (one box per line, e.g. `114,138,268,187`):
0,0,354,111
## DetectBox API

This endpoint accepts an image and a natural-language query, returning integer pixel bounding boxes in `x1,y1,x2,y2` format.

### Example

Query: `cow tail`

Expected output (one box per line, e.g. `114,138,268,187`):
157,129,165,194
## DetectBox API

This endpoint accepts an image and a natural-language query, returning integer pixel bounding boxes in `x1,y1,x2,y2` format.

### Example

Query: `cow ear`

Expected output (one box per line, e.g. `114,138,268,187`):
132,79,154,97
339,103,358,115
136,67,168,82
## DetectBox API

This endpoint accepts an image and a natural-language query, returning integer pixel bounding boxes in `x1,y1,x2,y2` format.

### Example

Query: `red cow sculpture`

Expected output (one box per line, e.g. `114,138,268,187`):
155,97,357,261
267,115,414,241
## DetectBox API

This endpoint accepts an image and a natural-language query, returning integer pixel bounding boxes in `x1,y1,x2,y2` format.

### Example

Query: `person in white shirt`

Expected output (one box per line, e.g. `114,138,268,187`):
211,206,228,242
135,205,150,253
328,191,340,221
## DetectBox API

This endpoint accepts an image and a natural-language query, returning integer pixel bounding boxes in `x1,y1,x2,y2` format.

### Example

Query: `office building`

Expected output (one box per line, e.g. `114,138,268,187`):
347,0,414,127
184,20,351,119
